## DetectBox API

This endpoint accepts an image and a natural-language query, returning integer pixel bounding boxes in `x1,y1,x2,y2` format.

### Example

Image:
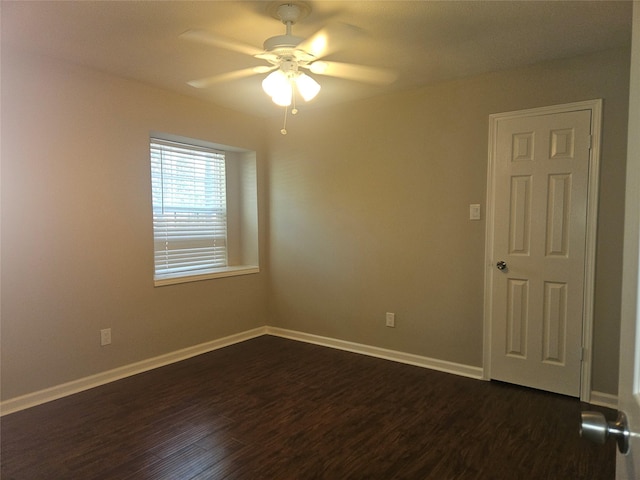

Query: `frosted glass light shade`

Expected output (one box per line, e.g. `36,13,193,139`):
262,70,292,106
262,69,320,107
295,73,321,102
271,82,293,106
262,70,287,97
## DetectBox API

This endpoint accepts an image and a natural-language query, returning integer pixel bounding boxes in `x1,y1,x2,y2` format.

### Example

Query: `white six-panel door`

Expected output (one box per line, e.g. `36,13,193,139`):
616,2,640,476
487,105,595,397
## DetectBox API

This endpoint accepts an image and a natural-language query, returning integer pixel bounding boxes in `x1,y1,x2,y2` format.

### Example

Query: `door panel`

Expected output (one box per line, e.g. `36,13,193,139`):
509,176,532,254
506,278,528,357
489,108,592,397
542,281,567,364
616,3,640,477
546,174,571,256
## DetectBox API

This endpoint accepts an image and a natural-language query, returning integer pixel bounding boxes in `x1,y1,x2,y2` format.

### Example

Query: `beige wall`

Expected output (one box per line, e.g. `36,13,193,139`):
1,46,629,403
1,50,269,400
267,48,630,395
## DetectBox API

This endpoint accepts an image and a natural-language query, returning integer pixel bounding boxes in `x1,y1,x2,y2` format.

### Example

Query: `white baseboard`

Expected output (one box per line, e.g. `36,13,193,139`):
588,390,618,409
1,325,616,416
0,327,267,416
265,326,485,380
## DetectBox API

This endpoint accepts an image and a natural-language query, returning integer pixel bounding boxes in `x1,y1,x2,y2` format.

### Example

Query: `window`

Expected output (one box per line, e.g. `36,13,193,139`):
150,135,259,286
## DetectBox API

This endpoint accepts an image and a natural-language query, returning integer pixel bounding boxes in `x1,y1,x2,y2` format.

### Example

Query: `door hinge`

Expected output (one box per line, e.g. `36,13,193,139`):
587,135,593,150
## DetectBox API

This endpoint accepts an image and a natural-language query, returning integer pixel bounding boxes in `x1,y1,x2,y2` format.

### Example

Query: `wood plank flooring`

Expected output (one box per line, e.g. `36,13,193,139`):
1,335,615,479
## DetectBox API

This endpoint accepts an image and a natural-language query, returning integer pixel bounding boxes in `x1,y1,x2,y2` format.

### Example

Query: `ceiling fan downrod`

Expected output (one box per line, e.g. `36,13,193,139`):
263,3,305,54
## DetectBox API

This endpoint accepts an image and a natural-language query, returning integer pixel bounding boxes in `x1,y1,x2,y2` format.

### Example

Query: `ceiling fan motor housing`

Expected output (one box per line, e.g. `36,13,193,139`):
263,34,304,53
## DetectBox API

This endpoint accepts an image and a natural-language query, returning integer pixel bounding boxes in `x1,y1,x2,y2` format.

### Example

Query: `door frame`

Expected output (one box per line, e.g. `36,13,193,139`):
482,99,603,402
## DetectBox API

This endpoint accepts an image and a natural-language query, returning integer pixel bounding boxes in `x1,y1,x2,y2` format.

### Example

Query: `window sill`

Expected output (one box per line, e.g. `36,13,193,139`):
154,265,260,287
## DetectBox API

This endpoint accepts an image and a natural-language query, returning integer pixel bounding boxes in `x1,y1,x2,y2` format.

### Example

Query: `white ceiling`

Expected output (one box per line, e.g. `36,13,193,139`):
2,1,633,118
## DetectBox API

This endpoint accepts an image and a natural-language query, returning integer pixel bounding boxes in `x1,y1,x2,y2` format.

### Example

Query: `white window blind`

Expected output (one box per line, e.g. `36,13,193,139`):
150,138,228,280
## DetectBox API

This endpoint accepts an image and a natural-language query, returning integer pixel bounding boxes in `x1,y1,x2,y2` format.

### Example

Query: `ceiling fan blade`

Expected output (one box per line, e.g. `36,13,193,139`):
308,61,397,86
296,23,361,60
180,29,263,57
254,52,280,63
187,66,274,89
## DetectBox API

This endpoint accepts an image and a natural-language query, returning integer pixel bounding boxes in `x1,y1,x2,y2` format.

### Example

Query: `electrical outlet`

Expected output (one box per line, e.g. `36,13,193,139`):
100,328,112,346
386,312,395,328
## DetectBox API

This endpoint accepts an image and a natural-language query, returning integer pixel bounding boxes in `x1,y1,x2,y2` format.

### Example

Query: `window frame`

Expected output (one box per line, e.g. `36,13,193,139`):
150,133,259,286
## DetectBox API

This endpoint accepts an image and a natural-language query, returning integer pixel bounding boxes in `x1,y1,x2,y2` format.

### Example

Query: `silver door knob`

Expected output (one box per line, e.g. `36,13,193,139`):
580,410,629,454
496,261,507,271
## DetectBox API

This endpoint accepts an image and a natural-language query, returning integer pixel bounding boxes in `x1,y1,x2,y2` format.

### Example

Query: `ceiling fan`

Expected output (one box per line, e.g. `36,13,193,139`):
181,2,397,132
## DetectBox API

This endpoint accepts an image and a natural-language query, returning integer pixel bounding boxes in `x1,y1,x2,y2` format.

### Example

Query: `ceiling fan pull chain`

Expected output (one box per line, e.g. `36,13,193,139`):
281,106,289,135
291,87,299,115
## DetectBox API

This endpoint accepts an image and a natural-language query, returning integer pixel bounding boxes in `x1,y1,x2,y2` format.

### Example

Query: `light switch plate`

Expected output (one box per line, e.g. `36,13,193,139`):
470,204,481,220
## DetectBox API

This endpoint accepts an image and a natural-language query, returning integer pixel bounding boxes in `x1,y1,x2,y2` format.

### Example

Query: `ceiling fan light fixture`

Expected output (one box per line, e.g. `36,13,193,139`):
262,68,319,106
272,86,293,107
262,69,289,98
296,73,321,101
263,70,293,106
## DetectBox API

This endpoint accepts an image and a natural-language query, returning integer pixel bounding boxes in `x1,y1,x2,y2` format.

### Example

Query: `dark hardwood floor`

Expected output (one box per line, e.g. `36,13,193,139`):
1,335,615,479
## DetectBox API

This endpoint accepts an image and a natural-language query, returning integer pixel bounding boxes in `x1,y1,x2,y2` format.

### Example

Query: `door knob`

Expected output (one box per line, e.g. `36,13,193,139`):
580,410,629,454
496,261,507,271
